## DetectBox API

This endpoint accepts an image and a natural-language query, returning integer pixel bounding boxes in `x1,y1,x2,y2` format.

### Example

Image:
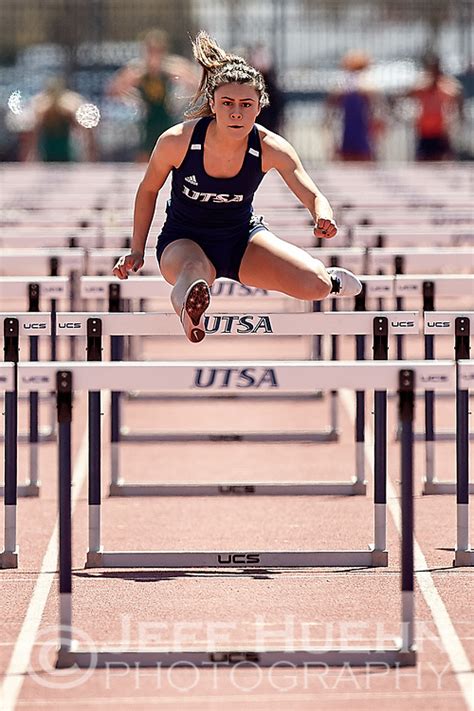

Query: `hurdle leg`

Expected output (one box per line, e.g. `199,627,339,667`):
454,372,472,566
27,334,40,496
89,390,102,554
87,318,103,556
1,319,19,568
1,384,19,568
354,331,367,493
109,284,123,493
57,372,73,661
372,317,388,564
399,370,416,655
422,281,437,493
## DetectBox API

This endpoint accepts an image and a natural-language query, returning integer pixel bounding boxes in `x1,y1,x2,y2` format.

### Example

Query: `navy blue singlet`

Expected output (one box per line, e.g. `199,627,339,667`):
156,116,268,280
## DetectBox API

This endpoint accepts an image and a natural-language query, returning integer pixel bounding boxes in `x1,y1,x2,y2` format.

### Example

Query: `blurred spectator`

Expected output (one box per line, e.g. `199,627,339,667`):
404,53,464,161
250,44,285,134
108,28,197,161
326,50,385,161
27,77,96,162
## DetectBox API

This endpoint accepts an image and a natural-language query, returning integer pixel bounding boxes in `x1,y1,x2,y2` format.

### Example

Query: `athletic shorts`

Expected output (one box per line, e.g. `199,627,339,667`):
156,213,269,281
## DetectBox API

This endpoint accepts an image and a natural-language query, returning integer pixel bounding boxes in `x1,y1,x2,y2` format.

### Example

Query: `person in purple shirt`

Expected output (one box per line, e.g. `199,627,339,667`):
114,32,362,343
326,51,383,161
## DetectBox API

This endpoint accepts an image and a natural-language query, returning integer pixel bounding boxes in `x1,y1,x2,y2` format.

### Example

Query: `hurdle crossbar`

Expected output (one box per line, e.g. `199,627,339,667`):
39,362,444,667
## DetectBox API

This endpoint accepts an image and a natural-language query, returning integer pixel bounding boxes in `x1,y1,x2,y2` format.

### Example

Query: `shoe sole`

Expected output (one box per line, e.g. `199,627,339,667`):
181,281,210,343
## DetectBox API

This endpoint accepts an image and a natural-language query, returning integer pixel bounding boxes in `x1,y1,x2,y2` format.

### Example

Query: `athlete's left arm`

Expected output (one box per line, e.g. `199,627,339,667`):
262,132,337,239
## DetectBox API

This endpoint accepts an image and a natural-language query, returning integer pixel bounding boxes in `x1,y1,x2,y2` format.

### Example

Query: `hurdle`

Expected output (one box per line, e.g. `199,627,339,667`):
80,275,340,436
456,360,474,567
1,314,52,497
0,363,17,568
55,310,418,497
0,277,64,449
352,225,473,248
42,363,456,668
18,359,455,575
422,313,474,496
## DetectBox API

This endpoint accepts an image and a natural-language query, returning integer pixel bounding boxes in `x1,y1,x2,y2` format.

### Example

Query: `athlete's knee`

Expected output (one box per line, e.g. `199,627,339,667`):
293,270,332,301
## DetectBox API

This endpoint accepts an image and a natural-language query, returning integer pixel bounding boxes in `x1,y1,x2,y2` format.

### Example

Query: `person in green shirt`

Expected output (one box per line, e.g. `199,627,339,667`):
29,77,96,162
108,28,197,161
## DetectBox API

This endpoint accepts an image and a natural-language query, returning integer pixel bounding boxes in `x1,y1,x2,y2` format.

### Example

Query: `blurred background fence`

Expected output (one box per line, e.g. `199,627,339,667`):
0,0,473,162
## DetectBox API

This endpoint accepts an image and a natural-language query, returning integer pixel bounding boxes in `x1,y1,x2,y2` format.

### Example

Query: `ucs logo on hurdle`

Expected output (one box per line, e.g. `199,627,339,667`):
217,553,261,565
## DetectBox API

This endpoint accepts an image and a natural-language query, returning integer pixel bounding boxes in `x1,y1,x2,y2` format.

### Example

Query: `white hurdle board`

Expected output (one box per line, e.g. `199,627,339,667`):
352,226,473,248
0,249,86,276
368,247,474,274
361,274,474,300
0,276,69,301
56,310,419,338
80,275,297,309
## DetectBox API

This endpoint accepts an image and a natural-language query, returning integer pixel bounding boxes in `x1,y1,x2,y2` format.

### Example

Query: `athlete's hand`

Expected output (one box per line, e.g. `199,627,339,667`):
314,217,338,239
112,251,144,280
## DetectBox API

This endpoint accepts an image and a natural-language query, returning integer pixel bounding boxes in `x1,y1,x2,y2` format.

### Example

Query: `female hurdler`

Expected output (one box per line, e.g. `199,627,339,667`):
113,32,362,343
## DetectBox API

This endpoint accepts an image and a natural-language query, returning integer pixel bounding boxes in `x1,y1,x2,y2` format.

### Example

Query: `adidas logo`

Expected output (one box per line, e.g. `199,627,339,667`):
185,175,198,186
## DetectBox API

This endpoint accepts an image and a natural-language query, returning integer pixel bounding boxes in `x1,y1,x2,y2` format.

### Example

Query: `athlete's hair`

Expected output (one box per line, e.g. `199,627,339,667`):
185,31,269,119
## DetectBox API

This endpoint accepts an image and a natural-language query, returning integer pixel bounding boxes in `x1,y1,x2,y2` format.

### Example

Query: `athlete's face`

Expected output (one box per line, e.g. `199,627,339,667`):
210,83,260,136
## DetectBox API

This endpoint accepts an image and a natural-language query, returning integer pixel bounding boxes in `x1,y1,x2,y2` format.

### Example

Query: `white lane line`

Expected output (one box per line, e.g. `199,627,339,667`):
0,393,109,711
340,390,474,711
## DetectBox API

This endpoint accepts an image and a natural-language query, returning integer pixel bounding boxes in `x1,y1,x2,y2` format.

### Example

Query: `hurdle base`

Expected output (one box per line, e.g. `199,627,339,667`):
125,391,325,402
119,428,339,444
0,547,19,569
422,479,474,496
368,546,389,567
0,428,55,445
453,550,474,567
57,644,416,669
0,482,40,498
109,478,367,497
85,548,387,569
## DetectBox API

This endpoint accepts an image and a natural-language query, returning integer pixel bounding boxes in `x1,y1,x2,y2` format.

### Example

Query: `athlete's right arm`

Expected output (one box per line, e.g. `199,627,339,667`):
113,124,192,279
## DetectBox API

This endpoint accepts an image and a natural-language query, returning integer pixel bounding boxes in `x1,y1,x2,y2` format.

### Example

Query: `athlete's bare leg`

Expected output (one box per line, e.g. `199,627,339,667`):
159,238,216,315
239,230,332,300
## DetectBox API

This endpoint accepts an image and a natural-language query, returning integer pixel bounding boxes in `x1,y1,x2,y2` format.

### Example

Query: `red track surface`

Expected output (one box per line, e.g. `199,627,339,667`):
1,325,473,711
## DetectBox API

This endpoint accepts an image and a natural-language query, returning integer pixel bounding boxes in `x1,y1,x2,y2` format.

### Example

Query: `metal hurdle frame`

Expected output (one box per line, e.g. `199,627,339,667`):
456,360,474,566
55,311,418,498
27,361,458,669
18,359,455,577
0,314,52,497
422,314,474,496
0,277,66,445
0,363,17,568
